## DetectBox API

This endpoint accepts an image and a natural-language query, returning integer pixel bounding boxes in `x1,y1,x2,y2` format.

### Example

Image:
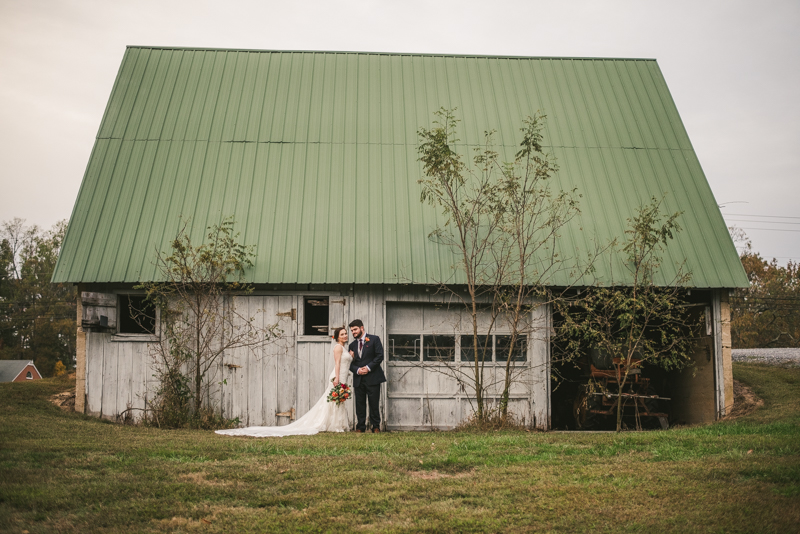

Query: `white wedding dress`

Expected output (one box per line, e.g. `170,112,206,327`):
216,343,353,437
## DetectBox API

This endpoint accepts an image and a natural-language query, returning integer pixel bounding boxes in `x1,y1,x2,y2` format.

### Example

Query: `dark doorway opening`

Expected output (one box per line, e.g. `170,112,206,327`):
550,291,713,430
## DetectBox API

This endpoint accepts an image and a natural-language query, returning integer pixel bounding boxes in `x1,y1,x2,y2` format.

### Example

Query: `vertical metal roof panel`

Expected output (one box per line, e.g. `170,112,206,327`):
54,48,747,288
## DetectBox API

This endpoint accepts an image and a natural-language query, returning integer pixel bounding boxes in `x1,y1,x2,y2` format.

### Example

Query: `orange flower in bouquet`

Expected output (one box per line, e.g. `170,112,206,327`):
327,379,351,405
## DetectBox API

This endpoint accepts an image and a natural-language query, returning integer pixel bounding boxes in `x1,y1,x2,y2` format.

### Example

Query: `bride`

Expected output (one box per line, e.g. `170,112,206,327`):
216,327,353,437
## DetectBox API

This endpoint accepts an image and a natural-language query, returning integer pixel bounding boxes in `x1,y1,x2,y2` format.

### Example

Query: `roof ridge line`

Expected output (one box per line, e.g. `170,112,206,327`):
124,46,657,62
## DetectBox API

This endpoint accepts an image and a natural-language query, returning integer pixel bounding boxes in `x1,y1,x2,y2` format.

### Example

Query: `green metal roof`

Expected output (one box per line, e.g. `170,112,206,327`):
53,47,747,288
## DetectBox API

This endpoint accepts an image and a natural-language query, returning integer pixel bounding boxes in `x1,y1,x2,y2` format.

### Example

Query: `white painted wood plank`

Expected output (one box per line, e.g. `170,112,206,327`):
314,342,331,403
245,296,264,426
507,398,531,426
296,343,311,416
329,296,346,332
276,295,296,426
261,296,280,426
100,335,117,419
261,297,280,426
387,398,421,427
230,344,249,425
422,398,458,428
224,295,248,424
387,302,424,332
371,285,385,338
424,366,460,396
387,366,424,395
144,340,160,414
507,365,531,396
85,332,105,417
129,342,147,415
530,303,550,430
116,342,133,419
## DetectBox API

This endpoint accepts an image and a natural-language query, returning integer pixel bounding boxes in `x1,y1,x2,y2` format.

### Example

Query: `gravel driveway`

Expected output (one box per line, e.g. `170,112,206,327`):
732,348,800,367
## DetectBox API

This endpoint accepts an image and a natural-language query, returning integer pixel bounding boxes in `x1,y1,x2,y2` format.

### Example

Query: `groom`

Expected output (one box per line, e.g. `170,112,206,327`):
348,319,386,433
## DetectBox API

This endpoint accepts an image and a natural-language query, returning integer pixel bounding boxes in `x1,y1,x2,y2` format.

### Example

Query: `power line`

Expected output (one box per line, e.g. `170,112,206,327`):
727,218,800,226
725,213,800,220
735,227,800,233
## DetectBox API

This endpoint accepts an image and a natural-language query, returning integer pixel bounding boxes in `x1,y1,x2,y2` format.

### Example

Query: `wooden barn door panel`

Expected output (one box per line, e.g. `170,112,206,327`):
219,295,297,427
258,296,281,426
244,296,266,427
225,295,251,425
275,295,298,425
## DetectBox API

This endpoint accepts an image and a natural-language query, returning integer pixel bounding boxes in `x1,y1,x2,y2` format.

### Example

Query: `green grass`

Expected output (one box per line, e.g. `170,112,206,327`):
1,364,799,533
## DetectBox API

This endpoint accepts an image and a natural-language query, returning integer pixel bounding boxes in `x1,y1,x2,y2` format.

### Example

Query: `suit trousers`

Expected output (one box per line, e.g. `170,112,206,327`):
354,381,381,431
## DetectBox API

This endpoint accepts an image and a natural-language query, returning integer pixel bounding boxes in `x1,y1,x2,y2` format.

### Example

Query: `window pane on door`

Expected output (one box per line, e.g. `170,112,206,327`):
424,335,455,362
496,335,527,362
388,334,420,362
460,335,492,362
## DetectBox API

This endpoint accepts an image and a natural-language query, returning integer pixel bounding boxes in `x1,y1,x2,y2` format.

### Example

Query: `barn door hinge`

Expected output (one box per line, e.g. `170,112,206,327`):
330,298,346,305
276,309,296,320
276,407,296,420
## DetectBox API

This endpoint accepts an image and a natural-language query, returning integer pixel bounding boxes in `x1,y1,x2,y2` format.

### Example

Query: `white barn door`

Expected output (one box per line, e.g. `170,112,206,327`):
222,293,354,428
222,295,296,426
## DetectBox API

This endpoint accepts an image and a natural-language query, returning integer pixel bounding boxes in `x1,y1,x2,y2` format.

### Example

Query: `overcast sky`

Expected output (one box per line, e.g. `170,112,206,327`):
1,0,798,263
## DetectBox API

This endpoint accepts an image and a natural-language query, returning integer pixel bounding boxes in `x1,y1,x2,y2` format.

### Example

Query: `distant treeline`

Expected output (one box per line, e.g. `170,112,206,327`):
1,219,76,376
730,231,799,348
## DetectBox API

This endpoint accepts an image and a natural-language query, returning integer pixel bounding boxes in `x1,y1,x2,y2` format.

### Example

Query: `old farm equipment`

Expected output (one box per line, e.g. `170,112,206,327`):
574,349,670,430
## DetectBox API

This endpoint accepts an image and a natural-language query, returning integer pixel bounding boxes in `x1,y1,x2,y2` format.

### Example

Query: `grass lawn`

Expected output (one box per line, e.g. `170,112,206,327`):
1,363,799,533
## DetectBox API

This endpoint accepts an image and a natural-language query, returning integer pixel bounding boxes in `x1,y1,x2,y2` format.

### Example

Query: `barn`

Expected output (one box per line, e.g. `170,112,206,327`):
53,47,747,430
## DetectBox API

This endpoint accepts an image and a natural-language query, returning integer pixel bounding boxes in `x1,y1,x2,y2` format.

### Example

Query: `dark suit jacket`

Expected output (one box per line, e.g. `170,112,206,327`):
349,334,387,387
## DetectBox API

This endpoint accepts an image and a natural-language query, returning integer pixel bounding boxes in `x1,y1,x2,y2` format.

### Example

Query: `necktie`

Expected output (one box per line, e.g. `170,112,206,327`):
359,339,364,352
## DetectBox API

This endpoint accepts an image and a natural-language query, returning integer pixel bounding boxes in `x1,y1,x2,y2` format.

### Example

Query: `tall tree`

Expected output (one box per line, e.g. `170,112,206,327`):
0,219,76,376
492,114,581,419
417,108,504,421
417,109,582,423
730,233,800,348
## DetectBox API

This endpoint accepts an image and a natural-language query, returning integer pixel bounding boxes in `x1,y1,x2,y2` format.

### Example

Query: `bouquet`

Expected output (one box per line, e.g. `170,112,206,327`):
327,380,351,405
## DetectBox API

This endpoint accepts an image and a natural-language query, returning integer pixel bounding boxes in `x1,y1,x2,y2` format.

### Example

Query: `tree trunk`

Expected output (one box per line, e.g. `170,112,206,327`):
472,300,483,420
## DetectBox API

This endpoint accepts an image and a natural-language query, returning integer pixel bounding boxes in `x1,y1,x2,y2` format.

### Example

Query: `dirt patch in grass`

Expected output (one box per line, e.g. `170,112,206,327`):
407,468,476,480
178,472,231,487
723,379,764,420
48,390,75,411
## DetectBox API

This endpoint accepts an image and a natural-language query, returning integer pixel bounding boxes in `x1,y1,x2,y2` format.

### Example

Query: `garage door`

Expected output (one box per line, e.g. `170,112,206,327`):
385,302,532,430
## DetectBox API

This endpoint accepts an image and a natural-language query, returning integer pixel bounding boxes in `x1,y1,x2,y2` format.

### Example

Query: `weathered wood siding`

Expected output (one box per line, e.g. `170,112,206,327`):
84,331,157,420
80,284,735,430
82,285,546,429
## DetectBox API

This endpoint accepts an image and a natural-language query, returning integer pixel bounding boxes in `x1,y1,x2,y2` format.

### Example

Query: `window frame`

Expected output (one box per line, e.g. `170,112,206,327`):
113,293,159,342
301,296,330,337
387,333,528,365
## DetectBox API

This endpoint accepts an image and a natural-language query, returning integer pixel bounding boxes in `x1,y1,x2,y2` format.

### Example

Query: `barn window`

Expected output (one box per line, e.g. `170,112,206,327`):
26,371,33,380
460,335,492,362
388,334,420,361
496,335,527,362
303,297,329,335
423,335,455,362
118,295,156,334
